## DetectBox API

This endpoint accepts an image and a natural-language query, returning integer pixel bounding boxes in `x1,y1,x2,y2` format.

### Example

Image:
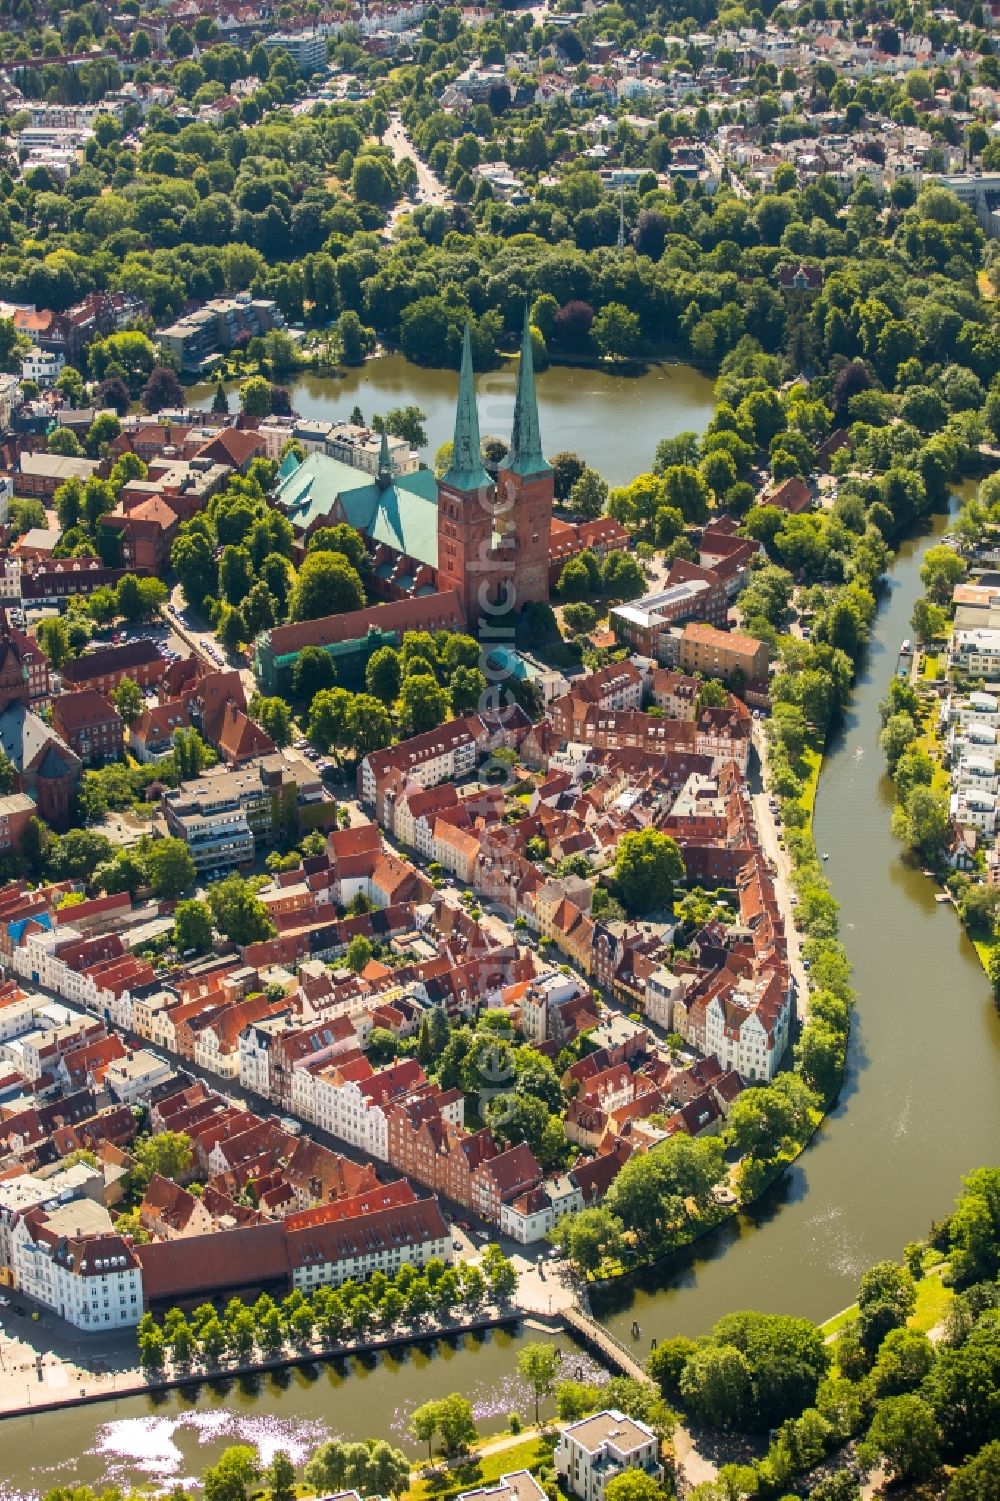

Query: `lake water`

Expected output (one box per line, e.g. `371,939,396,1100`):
194,354,716,487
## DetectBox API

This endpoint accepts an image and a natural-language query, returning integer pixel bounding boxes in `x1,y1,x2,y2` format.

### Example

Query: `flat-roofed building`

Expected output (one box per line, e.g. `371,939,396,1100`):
555,1411,663,1501
610,578,727,660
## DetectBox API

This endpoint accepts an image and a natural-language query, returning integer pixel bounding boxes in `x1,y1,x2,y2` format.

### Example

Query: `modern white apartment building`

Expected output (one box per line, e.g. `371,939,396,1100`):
555,1411,663,1501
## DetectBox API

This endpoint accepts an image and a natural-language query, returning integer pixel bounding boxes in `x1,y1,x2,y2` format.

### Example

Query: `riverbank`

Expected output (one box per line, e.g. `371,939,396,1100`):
0,1309,522,1423
583,722,837,1297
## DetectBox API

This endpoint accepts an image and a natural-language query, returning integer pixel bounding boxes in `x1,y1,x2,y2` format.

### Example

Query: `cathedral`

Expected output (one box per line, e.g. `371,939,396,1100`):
437,311,554,628
270,310,556,630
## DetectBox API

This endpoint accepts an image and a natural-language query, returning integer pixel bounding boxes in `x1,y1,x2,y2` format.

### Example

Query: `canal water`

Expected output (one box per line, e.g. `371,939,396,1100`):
0,1327,607,1498
194,354,717,487
596,497,1000,1344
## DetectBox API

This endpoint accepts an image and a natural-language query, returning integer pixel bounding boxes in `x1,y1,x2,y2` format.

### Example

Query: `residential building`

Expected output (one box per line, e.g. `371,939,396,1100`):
161,754,335,872
12,1210,141,1331
255,591,465,695
610,579,728,659
555,1412,663,1501
59,640,167,695
51,689,123,765
17,453,101,499
261,30,327,72
677,622,770,685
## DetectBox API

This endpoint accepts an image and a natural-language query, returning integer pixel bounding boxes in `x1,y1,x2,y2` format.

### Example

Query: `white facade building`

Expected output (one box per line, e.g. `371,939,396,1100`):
12,1212,141,1331
555,1412,663,1501
21,346,64,386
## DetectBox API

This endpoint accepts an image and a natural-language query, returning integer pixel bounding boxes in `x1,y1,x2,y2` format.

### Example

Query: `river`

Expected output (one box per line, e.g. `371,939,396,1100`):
192,354,717,487
596,496,1000,1344
7,491,1000,1496
0,1327,611,1498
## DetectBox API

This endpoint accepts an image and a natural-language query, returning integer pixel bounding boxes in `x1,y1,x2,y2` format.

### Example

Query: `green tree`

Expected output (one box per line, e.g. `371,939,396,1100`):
288,552,365,622
346,934,373,973
173,898,214,955
266,1451,297,1501
680,1343,753,1428
518,1341,559,1424
380,405,428,448
37,617,72,669
592,302,642,361
857,1260,917,1357
207,873,276,945
604,1473,664,1501
860,1395,941,1483
204,1444,261,1501
347,695,393,757
947,1440,1000,1501
434,1393,477,1457
172,526,217,612
879,711,918,772
613,829,685,915
891,785,949,860
129,1131,194,1194
252,696,292,748
399,672,450,736
410,1402,440,1464
293,645,336,702
144,838,196,899
920,544,965,604
366,645,402,703
112,677,144,728
648,1336,698,1399
240,375,273,417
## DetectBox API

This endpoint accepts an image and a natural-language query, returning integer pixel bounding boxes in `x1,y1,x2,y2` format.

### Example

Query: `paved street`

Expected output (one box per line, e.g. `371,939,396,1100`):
751,724,810,1018
165,587,256,700
384,114,449,207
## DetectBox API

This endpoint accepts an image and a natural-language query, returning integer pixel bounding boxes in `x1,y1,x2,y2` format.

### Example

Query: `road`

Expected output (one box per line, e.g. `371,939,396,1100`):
751,722,810,1018
165,586,257,701
704,144,749,200
384,113,449,207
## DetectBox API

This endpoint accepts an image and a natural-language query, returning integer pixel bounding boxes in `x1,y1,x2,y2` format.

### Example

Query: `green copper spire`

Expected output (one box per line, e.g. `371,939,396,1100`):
442,324,491,492
377,427,394,491
506,304,550,478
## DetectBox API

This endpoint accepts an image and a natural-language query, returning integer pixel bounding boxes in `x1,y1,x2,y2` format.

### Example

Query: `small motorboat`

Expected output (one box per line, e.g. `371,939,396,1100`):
822,852,830,860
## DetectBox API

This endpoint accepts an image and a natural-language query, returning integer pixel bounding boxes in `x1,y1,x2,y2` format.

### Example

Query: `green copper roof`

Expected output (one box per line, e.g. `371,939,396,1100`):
273,452,439,567
506,305,550,478
442,324,492,493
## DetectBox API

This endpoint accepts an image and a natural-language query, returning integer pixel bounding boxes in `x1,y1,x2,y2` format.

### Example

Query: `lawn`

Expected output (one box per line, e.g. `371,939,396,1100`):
819,1268,954,1346
406,1434,557,1501
909,1270,954,1335
922,653,940,681
972,935,998,983
819,1302,858,1340
796,742,823,822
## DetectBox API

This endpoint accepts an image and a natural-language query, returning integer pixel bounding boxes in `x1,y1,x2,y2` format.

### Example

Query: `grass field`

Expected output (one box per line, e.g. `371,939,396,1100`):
819,1267,954,1347
407,1434,558,1501
909,1270,954,1334
799,743,823,820
973,936,999,982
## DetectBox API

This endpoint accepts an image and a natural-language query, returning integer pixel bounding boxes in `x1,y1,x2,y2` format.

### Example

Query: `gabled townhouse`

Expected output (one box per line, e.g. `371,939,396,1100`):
361,716,480,817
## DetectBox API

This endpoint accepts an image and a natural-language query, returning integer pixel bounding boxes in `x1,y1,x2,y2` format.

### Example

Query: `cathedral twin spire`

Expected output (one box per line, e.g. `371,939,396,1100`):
442,309,549,494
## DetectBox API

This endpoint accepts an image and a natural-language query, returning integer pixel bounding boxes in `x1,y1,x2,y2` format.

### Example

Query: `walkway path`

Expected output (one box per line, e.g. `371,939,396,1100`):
750,722,810,1018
